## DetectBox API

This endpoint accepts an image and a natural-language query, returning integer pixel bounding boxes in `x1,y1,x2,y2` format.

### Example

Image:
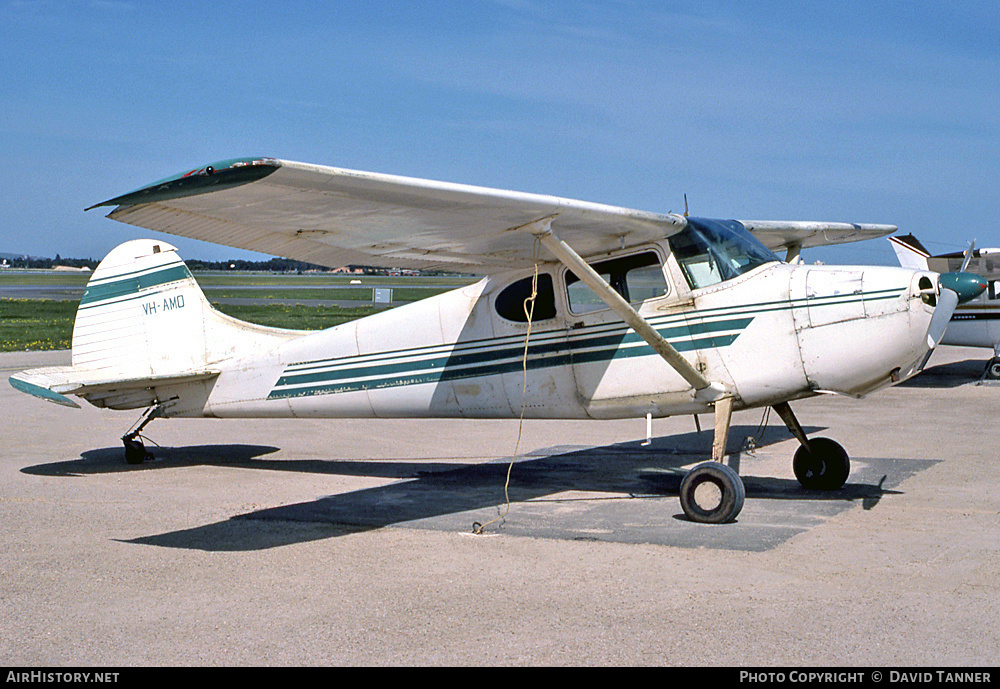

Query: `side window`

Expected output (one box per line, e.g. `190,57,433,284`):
494,273,557,322
565,252,668,314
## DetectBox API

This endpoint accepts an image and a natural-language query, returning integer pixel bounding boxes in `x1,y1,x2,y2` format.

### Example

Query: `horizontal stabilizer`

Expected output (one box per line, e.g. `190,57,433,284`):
9,367,220,408
8,374,81,408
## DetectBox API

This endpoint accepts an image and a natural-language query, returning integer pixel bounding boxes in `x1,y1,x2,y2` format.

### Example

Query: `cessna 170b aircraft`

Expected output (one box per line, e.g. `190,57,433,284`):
8,157,987,524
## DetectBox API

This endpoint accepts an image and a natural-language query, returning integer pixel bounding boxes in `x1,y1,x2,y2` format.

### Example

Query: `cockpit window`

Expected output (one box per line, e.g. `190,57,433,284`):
669,217,779,290
565,251,668,314
495,273,557,322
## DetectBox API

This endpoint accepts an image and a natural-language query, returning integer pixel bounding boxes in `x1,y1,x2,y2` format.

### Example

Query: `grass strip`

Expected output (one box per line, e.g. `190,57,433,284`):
211,302,380,330
0,299,379,352
0,299,76,351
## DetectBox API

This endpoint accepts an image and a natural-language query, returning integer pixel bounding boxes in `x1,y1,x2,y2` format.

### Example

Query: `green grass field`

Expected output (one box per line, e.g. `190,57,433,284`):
0,270,475,351
212,302,379,330
202,285,452,301
0,300,77,351
0,299,382,352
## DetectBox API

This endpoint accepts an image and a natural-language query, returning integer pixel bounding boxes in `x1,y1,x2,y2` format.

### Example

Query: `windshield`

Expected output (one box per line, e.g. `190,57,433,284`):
669,217,779,290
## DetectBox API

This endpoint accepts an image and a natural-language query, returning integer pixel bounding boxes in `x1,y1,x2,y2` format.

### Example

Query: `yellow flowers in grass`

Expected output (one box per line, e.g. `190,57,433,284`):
0,299,74,351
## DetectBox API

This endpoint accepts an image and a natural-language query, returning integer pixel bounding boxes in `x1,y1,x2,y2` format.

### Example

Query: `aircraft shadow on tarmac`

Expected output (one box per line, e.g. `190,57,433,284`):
902,357,991,389
21,423,933,553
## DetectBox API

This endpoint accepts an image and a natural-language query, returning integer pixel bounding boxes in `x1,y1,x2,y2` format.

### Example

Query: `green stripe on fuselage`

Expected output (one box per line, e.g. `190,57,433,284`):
266,284,908,400
268,333,743,399
267,317,752,399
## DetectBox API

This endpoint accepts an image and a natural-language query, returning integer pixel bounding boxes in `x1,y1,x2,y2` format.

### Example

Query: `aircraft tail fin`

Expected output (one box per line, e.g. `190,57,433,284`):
71,239,213,376
888,234,931,270
10,239,303,410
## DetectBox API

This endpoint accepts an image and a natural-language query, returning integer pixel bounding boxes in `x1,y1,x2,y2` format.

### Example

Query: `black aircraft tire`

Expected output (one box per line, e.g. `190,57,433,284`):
793,437,850,490
986,358,1000,380
679,462,745,524
123,436,146,465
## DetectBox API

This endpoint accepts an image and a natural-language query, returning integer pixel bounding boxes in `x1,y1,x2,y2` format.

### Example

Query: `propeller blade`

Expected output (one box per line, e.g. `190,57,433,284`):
926,287,958,349
960,240,977,273
925,272,988,349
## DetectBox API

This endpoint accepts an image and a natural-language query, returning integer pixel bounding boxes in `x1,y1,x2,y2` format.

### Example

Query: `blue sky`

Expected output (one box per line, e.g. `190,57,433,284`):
2,1,998,266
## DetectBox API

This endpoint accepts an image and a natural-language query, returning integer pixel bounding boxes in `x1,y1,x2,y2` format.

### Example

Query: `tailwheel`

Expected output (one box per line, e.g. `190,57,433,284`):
122,432,153,465
121,404,163,465
792,437,850,490
679,462,745,524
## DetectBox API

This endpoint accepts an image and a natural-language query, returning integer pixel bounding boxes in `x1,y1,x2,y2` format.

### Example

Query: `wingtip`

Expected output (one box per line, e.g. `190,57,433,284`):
85,156,279,212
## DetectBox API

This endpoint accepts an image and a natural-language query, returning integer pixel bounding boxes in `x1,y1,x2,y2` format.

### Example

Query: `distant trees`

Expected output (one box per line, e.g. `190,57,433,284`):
2,254,466,276
2,254,320,272
184,257,328,272
2,255,98,269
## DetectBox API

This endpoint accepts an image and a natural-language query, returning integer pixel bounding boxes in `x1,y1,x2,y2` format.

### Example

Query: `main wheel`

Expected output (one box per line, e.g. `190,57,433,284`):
679,462,745,524
986,358,1000,380
793,437,850,490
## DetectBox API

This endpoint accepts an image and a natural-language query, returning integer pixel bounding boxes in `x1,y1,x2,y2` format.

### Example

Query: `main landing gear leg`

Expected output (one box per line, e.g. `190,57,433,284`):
679,396,745,524
772,401,850,490
122,405,162,465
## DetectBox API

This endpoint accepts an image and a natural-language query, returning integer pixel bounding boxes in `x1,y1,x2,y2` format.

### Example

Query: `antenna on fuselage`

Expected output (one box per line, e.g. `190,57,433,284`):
683,194,689,217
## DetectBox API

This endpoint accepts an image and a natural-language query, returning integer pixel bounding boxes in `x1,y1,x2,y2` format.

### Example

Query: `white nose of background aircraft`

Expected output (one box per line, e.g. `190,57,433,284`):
9,158,987,524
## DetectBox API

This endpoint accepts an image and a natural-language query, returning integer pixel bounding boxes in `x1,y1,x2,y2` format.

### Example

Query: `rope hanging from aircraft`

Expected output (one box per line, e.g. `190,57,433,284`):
473,239,542,535
743,406,772,455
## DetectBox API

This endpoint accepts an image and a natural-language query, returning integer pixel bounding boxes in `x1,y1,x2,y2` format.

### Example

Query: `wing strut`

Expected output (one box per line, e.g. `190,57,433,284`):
784,243,802,264
530,218,726,401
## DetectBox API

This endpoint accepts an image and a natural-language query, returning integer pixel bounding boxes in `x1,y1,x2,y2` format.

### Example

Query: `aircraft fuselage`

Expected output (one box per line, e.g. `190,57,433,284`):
172,243,935,422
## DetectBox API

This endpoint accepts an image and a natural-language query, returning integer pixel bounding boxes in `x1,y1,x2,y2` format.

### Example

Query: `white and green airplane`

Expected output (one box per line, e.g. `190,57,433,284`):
8,158,987,524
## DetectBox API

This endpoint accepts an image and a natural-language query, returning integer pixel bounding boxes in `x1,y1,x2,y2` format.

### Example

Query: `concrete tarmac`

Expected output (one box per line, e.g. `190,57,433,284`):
1,346,998,667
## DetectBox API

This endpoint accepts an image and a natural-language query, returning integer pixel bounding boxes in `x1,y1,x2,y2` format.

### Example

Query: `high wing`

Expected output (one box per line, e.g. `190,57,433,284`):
88,157,686,272
743,220,896,260
88,157,894,270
